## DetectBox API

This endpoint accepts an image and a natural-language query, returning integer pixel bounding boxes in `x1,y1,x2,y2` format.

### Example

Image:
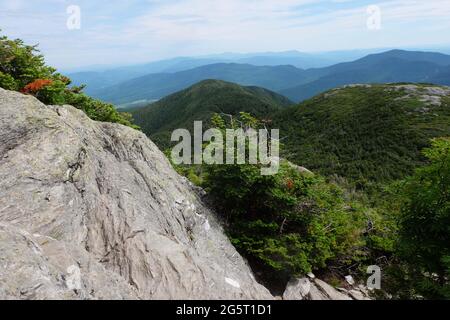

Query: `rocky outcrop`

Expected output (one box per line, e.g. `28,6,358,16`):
283,276,371,301
391,84,450,107
0,88,272,300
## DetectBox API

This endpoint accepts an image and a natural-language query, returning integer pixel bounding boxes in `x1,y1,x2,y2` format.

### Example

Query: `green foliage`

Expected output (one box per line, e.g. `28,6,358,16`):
35,80,68,105
275,85,450,190
144,82,450,194
159,84,449,298
202,113,366,283
394,138,450,299
0,71,18,90
0,35,55,89
63,90,137,127
0,32,137,128
131,79,291,149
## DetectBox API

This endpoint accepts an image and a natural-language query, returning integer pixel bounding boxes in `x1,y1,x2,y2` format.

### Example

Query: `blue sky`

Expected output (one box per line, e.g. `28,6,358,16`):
1,0,449,69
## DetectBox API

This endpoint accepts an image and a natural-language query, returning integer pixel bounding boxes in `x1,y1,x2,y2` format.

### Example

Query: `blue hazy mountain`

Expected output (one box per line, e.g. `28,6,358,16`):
72,49,450,105
68,50,342,95
280,50,450,101
89,63,313,105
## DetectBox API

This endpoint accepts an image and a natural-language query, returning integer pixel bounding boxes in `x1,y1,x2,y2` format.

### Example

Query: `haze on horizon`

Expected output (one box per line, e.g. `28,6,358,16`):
1,0,449,70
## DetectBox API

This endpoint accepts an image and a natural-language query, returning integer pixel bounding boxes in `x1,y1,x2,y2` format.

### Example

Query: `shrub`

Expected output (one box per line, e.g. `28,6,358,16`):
203,113,366,283
395,138,450,299
0,32,137,129
20,79,53,94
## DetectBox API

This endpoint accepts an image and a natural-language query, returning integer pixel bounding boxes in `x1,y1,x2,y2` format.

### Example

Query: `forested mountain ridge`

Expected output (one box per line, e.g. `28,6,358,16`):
134,78,450,190
275,83,450,188
131,79,293,148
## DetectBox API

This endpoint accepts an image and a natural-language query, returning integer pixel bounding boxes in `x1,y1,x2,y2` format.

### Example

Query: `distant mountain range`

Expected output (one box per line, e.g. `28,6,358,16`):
70,49,450,105
68,50,339,96
280,50,450,101
91,64,310,105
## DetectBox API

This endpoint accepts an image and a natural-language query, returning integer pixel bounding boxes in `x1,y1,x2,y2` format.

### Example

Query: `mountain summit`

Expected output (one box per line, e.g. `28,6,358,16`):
131,79,292,148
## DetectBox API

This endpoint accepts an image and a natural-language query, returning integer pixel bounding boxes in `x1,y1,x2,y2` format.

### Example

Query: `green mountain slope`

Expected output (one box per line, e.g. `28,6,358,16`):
131,79,293,148
275,83,450,188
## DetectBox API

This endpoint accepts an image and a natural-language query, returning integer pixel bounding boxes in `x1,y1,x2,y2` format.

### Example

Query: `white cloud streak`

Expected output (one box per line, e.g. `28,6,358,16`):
0,0,448,69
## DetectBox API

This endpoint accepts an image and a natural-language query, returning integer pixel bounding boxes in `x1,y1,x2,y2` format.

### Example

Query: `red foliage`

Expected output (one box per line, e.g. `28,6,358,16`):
286,179,294,190
21,79,53,94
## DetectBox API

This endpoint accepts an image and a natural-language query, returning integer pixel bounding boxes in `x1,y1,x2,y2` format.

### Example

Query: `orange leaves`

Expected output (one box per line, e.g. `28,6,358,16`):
21,79,53,94
286,179,294,190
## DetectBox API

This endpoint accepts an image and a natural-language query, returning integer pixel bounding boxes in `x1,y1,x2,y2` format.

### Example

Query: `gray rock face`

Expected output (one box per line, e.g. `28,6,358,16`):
314,279,353,300
0,223,137,300
282,278,312,300
283,277,371,301
391,84,450,107
0,88,272,300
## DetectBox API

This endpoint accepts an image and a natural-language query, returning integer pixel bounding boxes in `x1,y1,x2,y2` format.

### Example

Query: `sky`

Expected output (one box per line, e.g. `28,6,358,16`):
1,0,449,70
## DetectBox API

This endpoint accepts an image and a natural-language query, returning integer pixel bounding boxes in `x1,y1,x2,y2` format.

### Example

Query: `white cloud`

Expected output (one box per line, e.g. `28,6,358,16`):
0,0,449,69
